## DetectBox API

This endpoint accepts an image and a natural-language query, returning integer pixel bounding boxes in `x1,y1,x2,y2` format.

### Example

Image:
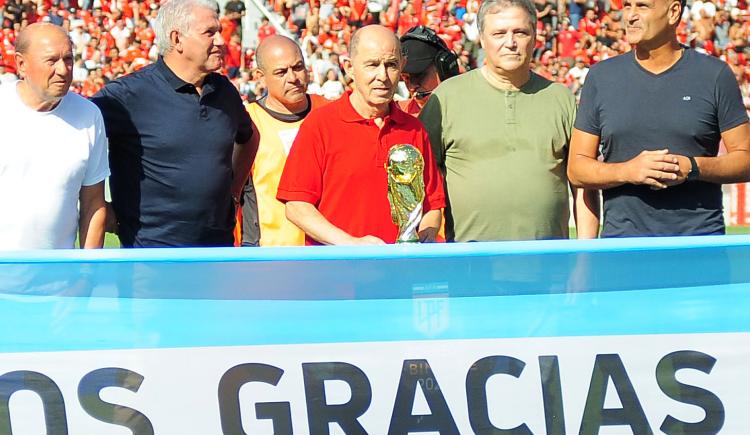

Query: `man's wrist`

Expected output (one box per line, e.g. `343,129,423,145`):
686,155,700,181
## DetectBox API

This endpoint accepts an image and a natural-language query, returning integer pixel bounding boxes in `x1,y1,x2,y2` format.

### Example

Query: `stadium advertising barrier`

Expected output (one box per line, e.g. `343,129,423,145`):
0,236,749,434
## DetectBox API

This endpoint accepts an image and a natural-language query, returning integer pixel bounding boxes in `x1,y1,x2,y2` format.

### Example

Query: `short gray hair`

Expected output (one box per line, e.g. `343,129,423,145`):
477,0,537,35
154,0,219,55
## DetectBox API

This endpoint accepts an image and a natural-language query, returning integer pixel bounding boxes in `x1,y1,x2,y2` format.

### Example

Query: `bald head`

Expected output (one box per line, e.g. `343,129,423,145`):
256,35,304,71
15,23,71,55
255,34,309,111
350,25,402,62
346,25,403,116
14,23,74,111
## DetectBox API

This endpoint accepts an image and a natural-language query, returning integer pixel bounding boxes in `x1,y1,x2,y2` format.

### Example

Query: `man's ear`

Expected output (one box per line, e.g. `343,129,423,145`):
169,29,182,52
342,56,354,78
668,0,683,26
254,68,265,85
14,52,26,78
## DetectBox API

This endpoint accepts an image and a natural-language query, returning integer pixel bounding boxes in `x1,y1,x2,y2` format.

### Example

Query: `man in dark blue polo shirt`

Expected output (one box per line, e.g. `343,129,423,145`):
568,0,750,237
92,0,253,247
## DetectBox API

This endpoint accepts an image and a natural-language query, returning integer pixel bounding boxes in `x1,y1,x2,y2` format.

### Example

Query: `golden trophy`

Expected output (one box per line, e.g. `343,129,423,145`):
386,144,425,243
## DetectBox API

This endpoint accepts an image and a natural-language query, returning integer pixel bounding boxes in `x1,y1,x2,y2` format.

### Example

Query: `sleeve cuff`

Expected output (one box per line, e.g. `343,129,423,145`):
276,189,319,205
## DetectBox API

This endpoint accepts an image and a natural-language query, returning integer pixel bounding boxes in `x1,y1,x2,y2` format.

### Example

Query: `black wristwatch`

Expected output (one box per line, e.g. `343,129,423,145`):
687,156,700,181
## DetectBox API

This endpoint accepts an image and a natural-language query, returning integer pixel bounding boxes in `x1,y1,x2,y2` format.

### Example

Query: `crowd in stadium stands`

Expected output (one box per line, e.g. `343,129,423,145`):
2,0,750,107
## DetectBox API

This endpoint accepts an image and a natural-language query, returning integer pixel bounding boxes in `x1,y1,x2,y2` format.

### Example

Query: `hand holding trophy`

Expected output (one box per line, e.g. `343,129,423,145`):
386,144,425,243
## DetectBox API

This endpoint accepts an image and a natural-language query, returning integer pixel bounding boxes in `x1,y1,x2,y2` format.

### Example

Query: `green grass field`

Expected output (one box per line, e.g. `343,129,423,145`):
101,227,750,248
104,233,120,248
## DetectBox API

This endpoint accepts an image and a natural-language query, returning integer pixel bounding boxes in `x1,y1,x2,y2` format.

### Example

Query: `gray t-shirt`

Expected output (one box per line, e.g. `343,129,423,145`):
575,49,748,237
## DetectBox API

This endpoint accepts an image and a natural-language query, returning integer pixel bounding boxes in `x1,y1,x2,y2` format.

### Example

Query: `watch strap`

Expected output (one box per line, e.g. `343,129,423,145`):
687,155,700,181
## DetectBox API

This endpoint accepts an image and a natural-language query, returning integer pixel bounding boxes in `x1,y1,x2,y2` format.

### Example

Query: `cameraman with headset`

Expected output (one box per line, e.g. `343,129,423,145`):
398,26,460,116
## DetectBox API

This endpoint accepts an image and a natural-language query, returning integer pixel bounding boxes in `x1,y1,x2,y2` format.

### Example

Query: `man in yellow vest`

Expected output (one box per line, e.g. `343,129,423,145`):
232,35,327,246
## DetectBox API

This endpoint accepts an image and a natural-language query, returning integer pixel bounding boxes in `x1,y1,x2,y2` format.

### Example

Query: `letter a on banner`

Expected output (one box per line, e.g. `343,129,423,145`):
579,354,653,435
389,359,459,435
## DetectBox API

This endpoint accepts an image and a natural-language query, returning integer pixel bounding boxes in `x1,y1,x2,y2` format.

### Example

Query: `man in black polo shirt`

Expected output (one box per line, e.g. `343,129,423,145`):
568,0,750,236
93,0,254,247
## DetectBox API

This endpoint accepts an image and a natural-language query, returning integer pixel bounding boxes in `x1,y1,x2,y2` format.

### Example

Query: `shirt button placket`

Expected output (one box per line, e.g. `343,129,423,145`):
377,120,388,167
505,91,516,125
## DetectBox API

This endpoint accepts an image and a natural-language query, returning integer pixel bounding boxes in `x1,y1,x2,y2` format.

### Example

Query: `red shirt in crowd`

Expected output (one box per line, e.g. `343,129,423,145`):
579,16,600,37
397,13,421,36
277,92,446,245
121,44,146,63
318,30,337,49
349,0,368,21
134,25,155,43
257,22,276,42
558,28,580,59
225,39,242,69
220,16,237,44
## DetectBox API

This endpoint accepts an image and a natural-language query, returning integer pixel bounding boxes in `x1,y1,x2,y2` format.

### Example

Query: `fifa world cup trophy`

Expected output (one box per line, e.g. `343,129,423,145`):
386,144,425,243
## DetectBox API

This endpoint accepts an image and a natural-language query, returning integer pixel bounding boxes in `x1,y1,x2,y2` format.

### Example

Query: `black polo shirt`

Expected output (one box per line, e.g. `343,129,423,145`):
92,58,252,247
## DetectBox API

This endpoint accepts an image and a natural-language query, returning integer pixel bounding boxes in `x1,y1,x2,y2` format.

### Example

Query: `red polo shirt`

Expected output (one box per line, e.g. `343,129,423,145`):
277,93,446,245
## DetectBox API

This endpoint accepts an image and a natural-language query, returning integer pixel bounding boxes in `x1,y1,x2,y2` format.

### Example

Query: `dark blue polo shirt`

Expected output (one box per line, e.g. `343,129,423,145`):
92,58,252,247
575,49,748,237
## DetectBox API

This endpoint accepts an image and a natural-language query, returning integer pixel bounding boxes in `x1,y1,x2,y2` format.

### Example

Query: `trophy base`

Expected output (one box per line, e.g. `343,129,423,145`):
396,238,420,244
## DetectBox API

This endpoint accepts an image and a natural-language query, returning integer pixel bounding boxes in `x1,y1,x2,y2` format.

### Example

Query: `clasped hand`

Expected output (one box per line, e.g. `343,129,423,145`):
623,149,689,189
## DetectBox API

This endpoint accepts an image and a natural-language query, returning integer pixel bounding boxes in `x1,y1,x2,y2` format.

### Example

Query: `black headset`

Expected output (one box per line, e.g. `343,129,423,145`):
400,25,460,81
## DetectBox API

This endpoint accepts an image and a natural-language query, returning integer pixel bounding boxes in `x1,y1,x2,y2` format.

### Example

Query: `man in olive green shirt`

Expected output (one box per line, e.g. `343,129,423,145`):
419,0,599,241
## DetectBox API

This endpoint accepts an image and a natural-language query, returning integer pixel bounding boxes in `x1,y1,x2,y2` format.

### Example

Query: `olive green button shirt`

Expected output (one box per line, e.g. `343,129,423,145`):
419,69,576,242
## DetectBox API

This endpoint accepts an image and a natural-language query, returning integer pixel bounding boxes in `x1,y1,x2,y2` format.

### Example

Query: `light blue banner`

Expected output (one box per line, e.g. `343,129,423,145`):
0,236,749,353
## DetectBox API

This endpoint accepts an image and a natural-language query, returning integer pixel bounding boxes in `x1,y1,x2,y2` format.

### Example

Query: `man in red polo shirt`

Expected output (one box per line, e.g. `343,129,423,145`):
277,25,445,245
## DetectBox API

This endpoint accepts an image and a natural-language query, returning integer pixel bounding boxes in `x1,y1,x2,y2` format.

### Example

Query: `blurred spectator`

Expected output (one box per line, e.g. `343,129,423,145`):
72,54,88,83
257,16,276,42
109,19,131,51
225,32,242,78
224,0,246,37
3,0,24,25
568,55,589,92
236,68,259,100
320,67,345,98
